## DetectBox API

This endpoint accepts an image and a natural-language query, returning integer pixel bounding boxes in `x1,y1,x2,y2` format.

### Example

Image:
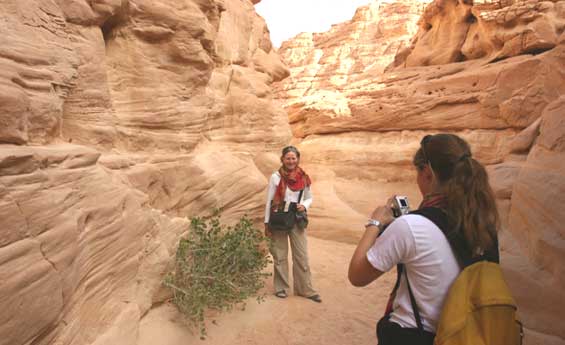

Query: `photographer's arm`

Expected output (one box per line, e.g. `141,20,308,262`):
348,204,394,286
348,226,383,286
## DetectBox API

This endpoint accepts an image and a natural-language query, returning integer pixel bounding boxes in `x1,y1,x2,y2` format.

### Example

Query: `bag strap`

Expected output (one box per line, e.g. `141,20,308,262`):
384,208,448,334
401,264,425,335
278,189,304,211
297,189,304,204
386,264,425,334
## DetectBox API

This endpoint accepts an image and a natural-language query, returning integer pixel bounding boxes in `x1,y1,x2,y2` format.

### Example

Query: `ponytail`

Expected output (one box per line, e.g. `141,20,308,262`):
444,156,498,254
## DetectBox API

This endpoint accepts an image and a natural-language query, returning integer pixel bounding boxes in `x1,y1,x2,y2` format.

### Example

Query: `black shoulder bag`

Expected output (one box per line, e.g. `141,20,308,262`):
268,189,305,231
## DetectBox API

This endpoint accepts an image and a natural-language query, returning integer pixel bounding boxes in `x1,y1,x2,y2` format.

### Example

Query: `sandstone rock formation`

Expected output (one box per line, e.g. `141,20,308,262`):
1,0,564,343
499,96,565,344
394,0,565,67
0,0,290,344
277,0,430,138
275,0,565,343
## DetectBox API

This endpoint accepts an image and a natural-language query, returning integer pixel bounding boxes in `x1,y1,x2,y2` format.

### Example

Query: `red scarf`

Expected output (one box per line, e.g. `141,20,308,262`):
272,166,311,211
419,193,447,209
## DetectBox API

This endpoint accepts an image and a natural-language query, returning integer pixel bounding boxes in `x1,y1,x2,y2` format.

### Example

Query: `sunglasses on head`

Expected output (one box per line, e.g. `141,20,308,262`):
420,135,432,165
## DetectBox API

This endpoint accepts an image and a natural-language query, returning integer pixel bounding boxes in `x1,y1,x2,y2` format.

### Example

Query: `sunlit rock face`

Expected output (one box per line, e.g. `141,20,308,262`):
276,0,565,343
395,0,565,67
276,0,430,138
0,0,289,344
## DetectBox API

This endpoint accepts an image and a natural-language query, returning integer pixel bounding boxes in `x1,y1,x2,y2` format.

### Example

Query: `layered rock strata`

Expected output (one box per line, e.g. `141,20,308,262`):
0,0,289,344
276,0,565,343
277,0,430,138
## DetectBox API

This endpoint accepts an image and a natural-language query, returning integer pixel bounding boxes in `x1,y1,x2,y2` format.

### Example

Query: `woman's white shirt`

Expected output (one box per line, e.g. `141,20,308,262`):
366,214,460,332
264,171,313,223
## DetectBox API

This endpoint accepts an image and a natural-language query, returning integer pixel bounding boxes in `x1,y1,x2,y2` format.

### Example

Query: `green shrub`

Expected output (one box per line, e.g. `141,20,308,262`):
164,214,271,337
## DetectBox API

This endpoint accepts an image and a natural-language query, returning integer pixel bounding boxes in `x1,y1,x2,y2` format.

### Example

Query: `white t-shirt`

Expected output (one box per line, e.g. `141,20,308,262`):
264,171,313,223
366,214,460,332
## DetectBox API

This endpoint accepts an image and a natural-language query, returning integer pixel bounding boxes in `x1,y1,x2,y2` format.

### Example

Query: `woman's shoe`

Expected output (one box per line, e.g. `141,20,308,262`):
275,290,287,298
306,294,322,303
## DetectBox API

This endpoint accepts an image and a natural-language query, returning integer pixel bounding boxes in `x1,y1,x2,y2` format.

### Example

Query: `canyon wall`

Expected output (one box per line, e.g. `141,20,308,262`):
1,0,564,343
275,0,565,343
0,0,288,344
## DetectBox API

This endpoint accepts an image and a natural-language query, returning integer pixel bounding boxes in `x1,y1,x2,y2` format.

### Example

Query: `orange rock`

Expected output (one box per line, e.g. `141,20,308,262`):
276,1,565,342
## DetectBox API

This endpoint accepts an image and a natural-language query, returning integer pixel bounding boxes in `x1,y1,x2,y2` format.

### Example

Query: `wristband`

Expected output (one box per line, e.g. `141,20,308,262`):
365,219,382,231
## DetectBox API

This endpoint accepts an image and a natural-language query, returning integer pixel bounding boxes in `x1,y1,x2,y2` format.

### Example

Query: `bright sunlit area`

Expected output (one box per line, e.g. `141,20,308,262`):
255,0,373,48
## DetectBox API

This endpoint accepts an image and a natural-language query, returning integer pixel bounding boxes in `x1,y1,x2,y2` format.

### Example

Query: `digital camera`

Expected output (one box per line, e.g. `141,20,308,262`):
392,196,410,217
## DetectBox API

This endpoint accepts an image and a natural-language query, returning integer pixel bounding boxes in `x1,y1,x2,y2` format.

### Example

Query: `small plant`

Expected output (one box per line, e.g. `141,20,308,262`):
164,214,271,338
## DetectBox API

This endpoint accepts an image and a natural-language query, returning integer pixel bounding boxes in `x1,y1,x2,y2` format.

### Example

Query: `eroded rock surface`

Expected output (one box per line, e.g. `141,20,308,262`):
398,0,565,67
1,0,564,344
276,0,565,343
276,0,430,138
0,1,288,344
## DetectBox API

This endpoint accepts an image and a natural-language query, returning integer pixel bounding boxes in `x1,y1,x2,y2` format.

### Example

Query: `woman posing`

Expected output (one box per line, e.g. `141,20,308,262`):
264,146,321,303
348,134,499,344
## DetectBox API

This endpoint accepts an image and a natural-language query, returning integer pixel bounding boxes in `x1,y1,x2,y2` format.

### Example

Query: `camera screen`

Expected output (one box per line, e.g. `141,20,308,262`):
399,199,407,207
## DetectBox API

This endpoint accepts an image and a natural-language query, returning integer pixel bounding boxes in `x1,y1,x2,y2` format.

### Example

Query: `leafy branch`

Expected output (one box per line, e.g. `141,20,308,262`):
163,214,271,338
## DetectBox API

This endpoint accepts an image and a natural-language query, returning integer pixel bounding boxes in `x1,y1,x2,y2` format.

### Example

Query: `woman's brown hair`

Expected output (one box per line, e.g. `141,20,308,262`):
413,134,499,256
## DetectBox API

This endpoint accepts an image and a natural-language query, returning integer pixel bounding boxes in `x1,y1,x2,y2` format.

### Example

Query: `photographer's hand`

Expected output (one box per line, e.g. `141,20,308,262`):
370,196,395,227
264,223,272,238
297,204,306,212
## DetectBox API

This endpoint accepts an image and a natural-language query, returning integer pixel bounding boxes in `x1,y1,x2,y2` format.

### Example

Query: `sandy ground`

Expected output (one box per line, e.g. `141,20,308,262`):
137,237,396,345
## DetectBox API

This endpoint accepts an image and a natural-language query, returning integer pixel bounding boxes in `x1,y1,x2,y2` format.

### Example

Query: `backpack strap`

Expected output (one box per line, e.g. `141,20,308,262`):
410,207,499,267
410,207,470,266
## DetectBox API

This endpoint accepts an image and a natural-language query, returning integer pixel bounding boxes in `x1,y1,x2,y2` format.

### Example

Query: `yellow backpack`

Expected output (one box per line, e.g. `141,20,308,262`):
434,261,523,345
410,208,523,345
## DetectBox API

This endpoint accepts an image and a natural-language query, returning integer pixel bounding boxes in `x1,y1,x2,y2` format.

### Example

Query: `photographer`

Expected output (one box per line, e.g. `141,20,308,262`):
348,134,499,345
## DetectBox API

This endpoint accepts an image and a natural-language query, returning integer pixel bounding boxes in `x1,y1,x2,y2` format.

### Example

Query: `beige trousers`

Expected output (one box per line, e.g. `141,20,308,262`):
269,226,317,297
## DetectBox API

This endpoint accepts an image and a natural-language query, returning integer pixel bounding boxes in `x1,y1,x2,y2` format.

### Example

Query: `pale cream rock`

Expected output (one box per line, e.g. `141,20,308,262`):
1,0,564,343
277,0,565,343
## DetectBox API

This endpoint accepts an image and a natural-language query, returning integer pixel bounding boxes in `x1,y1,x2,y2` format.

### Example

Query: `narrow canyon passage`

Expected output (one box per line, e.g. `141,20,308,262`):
137,237,396,345
2,0,564,343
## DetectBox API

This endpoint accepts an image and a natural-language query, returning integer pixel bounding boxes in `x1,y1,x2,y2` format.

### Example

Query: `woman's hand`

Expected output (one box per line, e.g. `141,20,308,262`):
369,196,395,227
264,223,272,238
297,204,306,212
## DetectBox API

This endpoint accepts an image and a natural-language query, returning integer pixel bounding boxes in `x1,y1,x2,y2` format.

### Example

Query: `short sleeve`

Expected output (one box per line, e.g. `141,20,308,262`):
366,217,416,273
